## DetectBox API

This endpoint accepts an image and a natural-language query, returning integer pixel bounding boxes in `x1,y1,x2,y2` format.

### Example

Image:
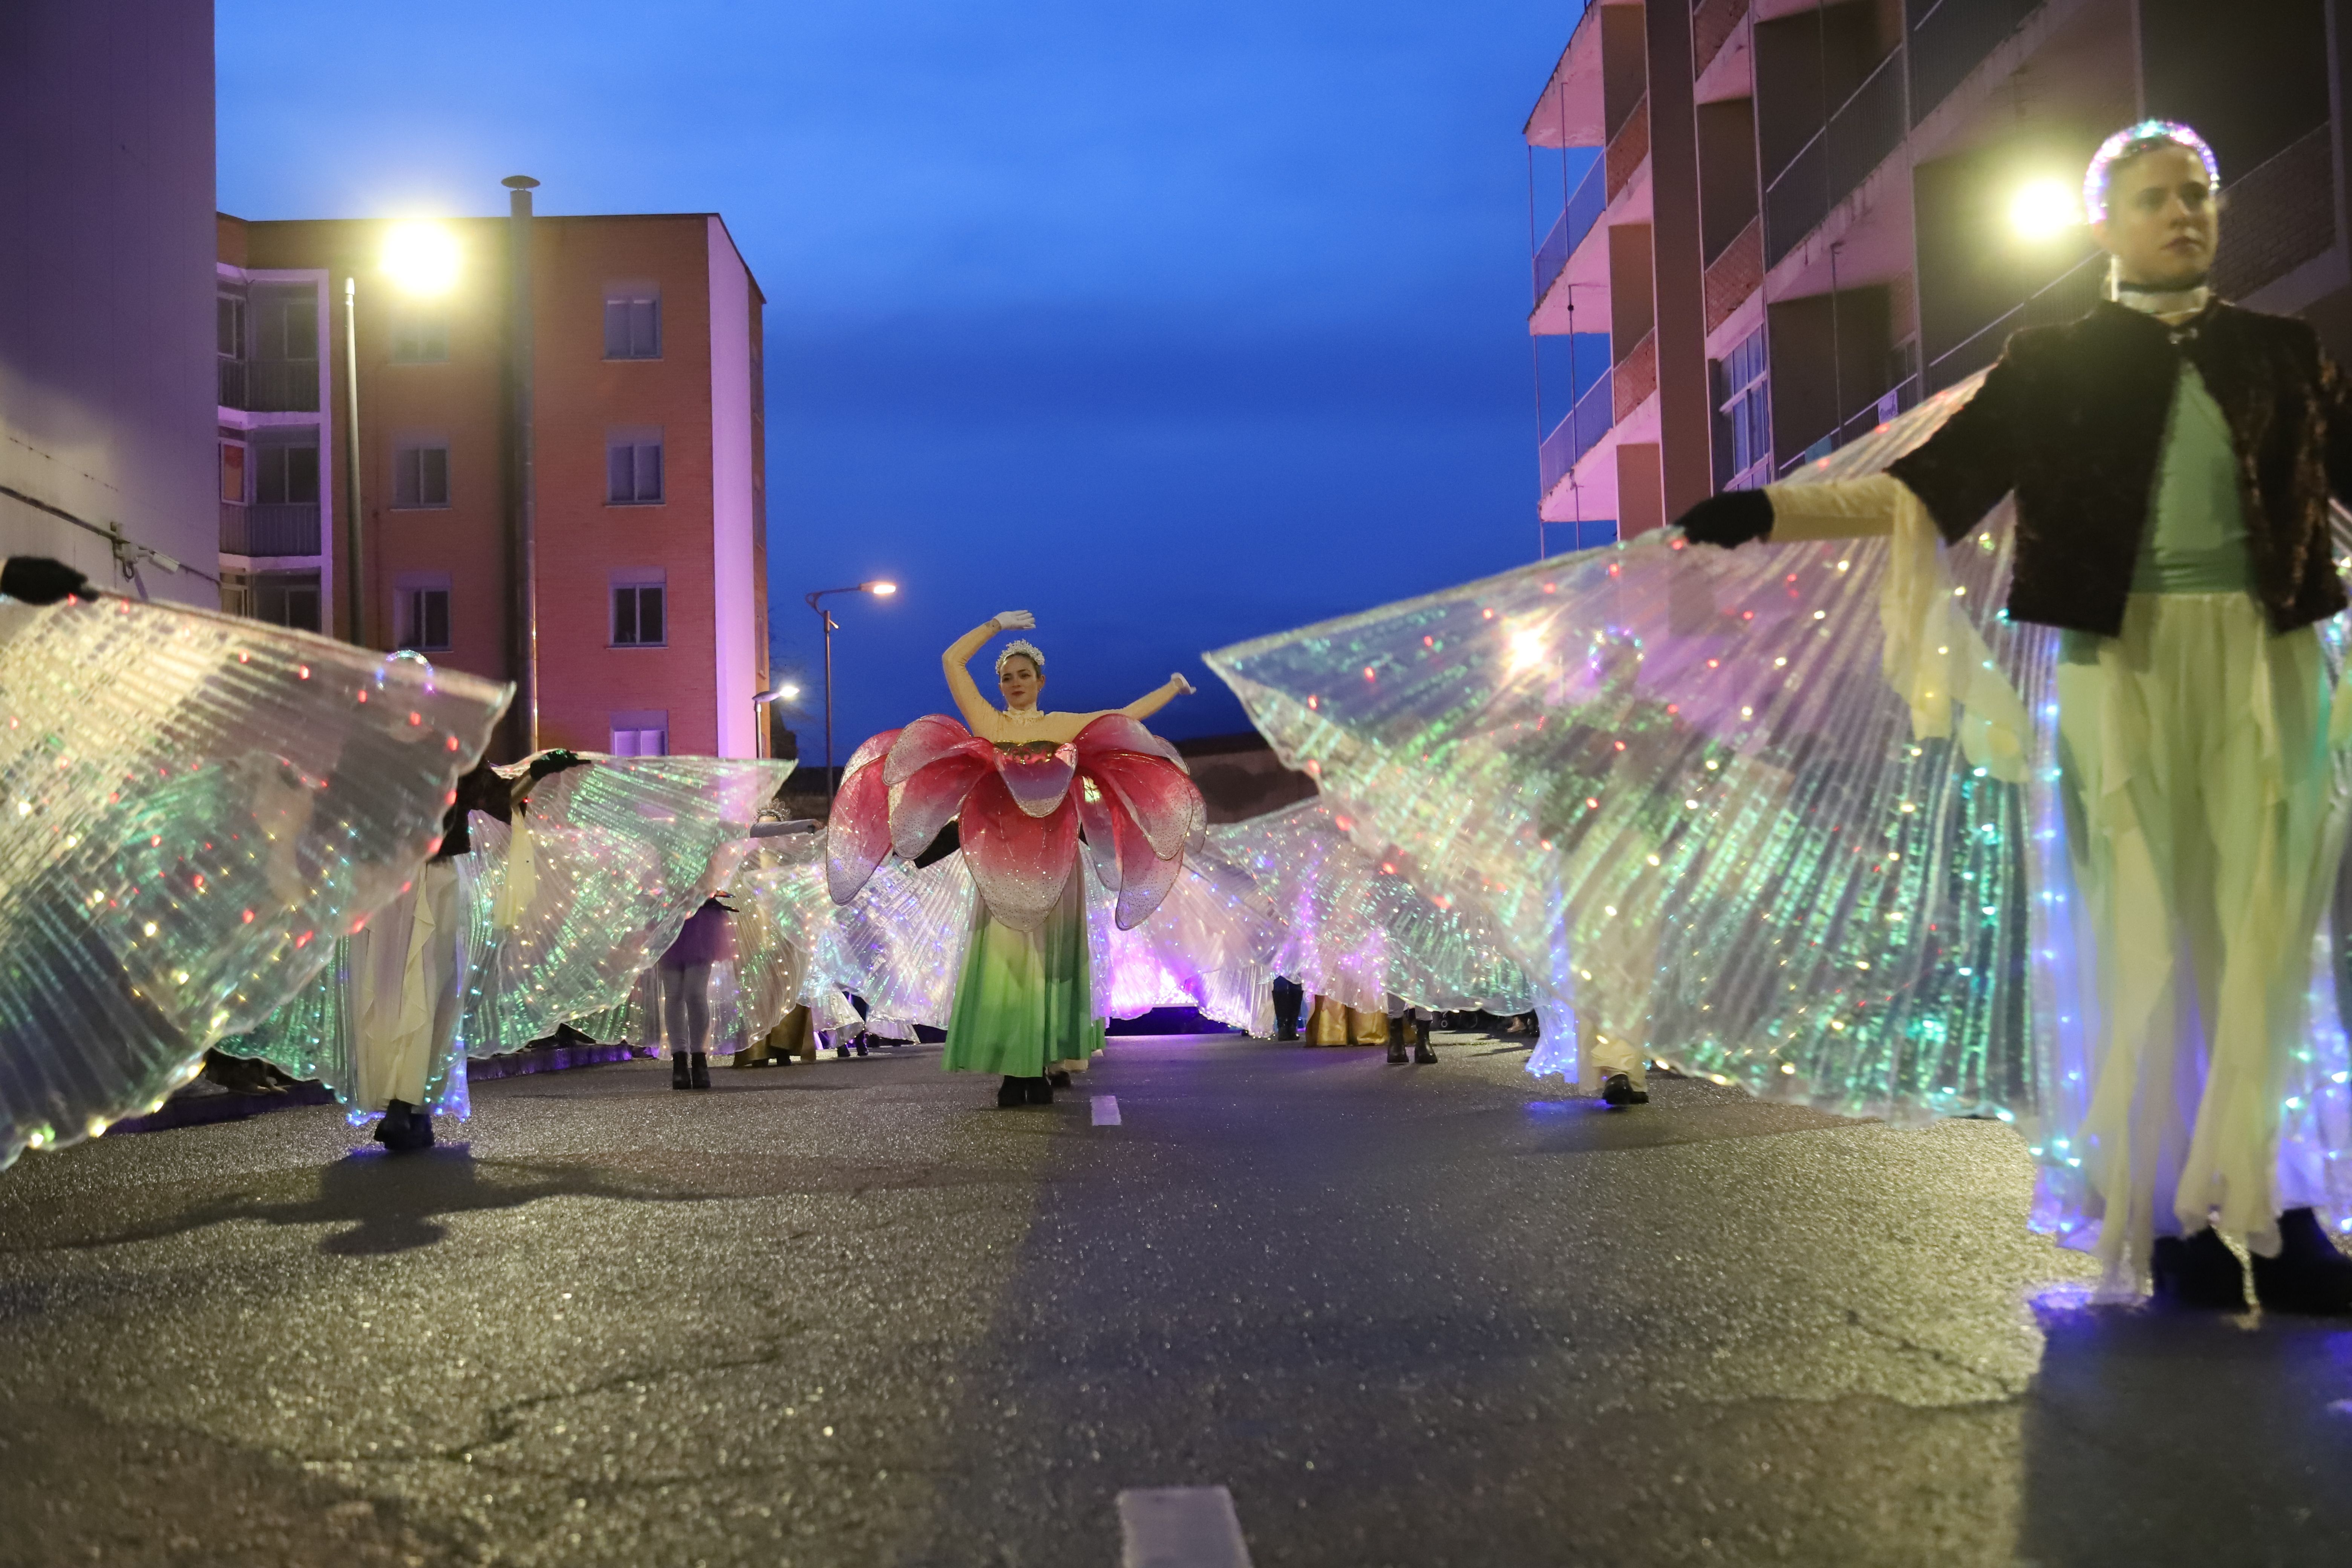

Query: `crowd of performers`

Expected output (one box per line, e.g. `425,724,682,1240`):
3,117,2351,1319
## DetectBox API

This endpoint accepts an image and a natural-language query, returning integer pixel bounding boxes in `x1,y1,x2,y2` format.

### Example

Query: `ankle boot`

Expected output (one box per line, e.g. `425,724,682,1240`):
2249,1208,2352,1315
1024,1075,1054,1105
671,1053,692,1090
372,1101,410,1145
1386,1037,1409,1064
1413,1018,1436,1064
997,1075,1026,1109
376,1099,433,1153
2151,1228,2247,1310
1600,1073,1648,1107
689,1053,712,1090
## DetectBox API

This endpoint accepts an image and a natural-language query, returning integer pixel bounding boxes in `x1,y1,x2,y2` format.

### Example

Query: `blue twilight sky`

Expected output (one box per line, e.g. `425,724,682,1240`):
217,0,1603,750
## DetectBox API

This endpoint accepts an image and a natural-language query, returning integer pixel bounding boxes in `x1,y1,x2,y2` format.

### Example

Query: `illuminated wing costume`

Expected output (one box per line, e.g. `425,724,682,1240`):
0,598,507,1167
1208,373,2352,1291
220,756,789,1119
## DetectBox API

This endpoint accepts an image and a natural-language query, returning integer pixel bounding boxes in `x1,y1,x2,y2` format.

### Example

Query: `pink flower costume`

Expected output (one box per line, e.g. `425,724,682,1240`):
827,710,1205,1080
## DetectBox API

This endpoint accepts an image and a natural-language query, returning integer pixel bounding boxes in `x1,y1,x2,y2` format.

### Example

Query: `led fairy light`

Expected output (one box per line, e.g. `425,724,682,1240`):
2081,119,2220,221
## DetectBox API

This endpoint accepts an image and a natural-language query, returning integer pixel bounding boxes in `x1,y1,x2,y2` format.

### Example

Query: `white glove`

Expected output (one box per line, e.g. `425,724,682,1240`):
993,609,1036,631
1171,673,1196,695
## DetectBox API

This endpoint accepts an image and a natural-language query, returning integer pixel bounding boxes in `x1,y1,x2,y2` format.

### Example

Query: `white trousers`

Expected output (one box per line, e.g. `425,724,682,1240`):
352,861,464,1112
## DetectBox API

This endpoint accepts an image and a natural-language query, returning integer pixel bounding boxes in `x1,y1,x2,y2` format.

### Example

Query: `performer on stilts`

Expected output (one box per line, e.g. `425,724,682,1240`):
827,611,1206,1108
1676,121,2352,1313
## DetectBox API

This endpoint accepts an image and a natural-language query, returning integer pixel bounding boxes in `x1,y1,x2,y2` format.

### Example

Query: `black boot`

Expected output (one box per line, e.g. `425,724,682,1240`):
997,1075,1026,1109
1386,1037,1409,1064
689,1052,712,1090
1048,1069,1072,1088
672,1053,692,1090
2151,1228,2248,1310
1024,1075,1055,1105
1413,1018,1436,1064
1600,1073,1648,1107
375,1099,433,1153
2249,1208,2352,1315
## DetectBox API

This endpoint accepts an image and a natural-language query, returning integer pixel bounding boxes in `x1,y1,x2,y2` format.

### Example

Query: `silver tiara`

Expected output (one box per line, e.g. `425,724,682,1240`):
995,639,1046,677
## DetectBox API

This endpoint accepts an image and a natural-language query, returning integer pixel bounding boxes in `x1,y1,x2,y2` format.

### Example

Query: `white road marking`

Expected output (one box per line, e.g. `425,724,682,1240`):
1092,1094,1122,1126
1117,1487,1251,1568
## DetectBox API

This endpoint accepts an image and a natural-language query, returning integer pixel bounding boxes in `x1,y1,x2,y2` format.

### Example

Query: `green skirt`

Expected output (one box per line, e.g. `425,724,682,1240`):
943,870,1105,1076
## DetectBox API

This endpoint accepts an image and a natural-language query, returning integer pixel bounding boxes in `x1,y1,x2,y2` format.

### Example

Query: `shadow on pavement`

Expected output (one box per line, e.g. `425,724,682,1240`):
2017,1297,2352,1565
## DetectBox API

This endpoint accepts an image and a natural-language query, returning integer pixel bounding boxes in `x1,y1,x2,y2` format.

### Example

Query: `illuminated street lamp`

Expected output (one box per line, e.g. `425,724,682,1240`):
2008,177,2081,241
753,682,805,760
346,219,461,648
804,580,899,807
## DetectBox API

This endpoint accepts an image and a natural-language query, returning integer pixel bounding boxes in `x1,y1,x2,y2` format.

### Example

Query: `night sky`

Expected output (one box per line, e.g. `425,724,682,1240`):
217,0,1603,753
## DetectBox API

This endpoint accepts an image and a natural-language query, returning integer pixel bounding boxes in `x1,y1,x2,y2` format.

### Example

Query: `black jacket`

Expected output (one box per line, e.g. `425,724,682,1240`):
1887,299,2352,636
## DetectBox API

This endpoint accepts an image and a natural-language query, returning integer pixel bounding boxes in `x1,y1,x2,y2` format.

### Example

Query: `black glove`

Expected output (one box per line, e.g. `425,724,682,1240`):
0,556,94,604
911,820,961,870
527,748,587,780
1674,489,1774,549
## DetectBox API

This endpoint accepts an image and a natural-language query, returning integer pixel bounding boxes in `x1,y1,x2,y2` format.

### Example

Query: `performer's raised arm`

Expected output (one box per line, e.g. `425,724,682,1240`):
943,610,1032,730
1120,672,1196,722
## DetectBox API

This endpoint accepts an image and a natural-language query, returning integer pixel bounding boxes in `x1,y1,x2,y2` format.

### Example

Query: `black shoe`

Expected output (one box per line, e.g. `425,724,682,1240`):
1413,1040,1437,1065
689,1053,712,1090
672,1054,692,1090
372,1101,410,1145
1048,1069,1072,1088
854,1041,870,1058
1386,1040,1409,1064
2151,1228,2248,1310
1024,1076,1055,1105
1600,1073,1648,1107
997,1076,1026,1108
202,1050,290,1096
376,1099,434,1153
2250,1208,2352,1315
1276,1029,1298,1043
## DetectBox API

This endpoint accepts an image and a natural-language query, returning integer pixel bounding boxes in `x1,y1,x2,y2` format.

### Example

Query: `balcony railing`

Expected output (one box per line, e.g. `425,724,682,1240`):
2210,124,2337,301
1927,248,2106,390
1533,155,1609,307
1908,0,2041,129
220,501,322,556
1763,47,1906,266
1539,369,1615,497
217,357,320,413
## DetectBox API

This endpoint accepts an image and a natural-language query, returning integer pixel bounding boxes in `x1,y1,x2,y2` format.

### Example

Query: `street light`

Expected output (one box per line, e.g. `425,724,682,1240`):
805,580,898,808
752,682,804,761
346,219,461,649
2008,177,2080,241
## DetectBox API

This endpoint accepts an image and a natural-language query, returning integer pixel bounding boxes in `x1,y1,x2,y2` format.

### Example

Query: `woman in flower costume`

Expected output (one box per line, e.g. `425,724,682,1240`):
829,611,1203,1106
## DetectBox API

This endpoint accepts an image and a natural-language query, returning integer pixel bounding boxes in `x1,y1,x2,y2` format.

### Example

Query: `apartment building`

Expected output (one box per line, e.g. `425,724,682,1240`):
216,203,771,760
1527,0,2352,541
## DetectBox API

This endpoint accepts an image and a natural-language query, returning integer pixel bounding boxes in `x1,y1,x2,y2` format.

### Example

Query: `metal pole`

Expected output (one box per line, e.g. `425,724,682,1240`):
822,607,836,808
343,274,366,646
504,175,541,758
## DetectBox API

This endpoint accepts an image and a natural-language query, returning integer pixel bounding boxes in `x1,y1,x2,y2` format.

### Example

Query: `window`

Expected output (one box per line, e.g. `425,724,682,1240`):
217,294,246,359
609,711,670,756
252,287,317,361
606,430,663,504
229,570,321,633
219,440,248,504
393,439,451,508
253,441,320,505
399,588,450,651
603,286,661,359
391,306,449,363
612,582,666,646
1712,325,1772,490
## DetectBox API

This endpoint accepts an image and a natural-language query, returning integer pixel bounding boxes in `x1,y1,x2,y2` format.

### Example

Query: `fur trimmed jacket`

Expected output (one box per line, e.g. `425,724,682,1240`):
1887,299,2352,637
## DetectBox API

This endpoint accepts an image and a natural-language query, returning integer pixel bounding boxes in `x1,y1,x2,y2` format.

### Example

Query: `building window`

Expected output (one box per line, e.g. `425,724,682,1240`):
252,287,317,362
219,440,248,504
604,286,661,359
217,294,247,359
612,582,666,646
609,710,669,755
398,587,451,651
393,440,451,508
391,306,449,363
606,431,663,504
1712,325,1772,490
225,569,322,633
254,441,320,505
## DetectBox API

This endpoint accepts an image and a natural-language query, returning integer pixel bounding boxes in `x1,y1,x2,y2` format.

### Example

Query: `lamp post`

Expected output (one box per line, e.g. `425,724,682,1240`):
752,682,802,761
804,580,897,807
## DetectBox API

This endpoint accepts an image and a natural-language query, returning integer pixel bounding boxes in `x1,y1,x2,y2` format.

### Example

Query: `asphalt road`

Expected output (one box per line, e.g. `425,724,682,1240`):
1,1033,2347,1567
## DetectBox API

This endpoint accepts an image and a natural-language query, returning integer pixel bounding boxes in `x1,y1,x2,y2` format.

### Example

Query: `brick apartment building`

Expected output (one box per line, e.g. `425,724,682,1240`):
215,201,770,760
1527,0,2352,542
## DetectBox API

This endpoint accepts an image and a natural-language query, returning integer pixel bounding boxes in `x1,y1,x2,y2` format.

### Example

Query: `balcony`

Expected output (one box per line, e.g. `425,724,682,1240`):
1539,370,1615,497
1694,0,1750,78
1533,155,1608,307
220,501,322,557
217,357,320,413
1613,331,1657,424
1908,0,2041,129
2210,124,2337,301
1763,47,1906,266
1605,94,1649,202
1703,219,1763,335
